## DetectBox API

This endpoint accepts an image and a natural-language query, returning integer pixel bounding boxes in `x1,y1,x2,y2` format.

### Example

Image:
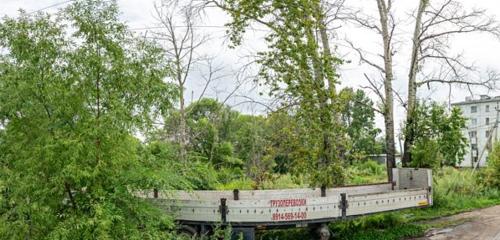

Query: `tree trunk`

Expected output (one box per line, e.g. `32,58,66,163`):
178,84,187,164
403,0,427,166
319,26,335,168
376,0,396,181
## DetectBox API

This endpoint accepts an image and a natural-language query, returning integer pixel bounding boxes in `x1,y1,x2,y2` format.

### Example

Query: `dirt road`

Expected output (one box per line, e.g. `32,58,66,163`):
412,205,500,240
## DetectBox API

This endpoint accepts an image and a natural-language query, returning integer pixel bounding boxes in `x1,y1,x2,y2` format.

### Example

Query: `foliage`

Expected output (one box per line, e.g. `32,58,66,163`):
261,174,304,189
434,167,483,198
330,213,425,240
406,102,467,168
0,1,182,238
340,88,384,161
141,141,217,190
410,139,443,169
220,0,348,187
485,141,500,188
215,178,255,190
346,160,387,184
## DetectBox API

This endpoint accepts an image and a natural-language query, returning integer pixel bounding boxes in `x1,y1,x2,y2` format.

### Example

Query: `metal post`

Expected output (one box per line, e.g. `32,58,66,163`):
340,193,347,219
220,198,227,224
233,189,239,200
153,189,158,198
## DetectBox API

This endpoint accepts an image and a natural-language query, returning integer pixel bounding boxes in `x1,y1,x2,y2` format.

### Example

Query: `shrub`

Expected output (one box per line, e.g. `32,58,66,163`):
215,178,255,190
261,174,304,189
434,167,482,196
347,160,387,184
410,140,442,169
425,167,500,214
485,142,500,188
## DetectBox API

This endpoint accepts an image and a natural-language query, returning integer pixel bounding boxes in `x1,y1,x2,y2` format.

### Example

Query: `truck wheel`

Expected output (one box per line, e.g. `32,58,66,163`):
179,225,198,239
315,223,331,240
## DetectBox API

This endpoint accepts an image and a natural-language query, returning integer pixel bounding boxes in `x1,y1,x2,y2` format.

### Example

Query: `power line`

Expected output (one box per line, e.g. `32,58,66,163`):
129,25,268,32
28,0,75,15
130,25,224,30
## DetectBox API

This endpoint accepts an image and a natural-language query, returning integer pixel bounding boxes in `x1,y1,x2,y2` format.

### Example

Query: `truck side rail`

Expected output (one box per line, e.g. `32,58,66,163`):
142,168,432,226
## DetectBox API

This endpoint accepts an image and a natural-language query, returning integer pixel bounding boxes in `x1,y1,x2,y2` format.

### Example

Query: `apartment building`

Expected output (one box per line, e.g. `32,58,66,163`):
452,95,500,167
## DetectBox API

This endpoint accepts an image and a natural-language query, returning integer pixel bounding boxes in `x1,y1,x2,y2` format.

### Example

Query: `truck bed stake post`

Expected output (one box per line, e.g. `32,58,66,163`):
233,189,239,200
321,186,326,197
220,198,227,224
340,193,347,219
153,188,158,198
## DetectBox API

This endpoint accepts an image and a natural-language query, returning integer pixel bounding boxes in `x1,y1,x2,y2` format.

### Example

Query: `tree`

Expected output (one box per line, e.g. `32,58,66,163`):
340,88,383,162
347,0,397,181
403,0,500,165
232,114,272,186
211,0,348,187
406,102,467,168
152,0,211,163
0,1,180,238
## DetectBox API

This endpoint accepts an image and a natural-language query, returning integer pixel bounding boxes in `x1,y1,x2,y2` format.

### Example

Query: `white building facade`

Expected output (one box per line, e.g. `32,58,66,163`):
452,95,500,167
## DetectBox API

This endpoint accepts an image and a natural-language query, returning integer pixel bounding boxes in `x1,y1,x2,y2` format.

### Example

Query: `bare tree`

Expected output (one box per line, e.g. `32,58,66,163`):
402,0,500,165
153,0,207,163
346,0,397,181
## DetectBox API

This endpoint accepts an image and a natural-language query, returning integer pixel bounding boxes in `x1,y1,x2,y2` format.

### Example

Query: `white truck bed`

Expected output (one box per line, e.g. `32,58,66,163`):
141,168,432,227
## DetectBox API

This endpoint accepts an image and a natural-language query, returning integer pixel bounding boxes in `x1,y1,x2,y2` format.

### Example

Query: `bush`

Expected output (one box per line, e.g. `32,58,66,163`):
485,142,500,188
431,167,500,215
435,167,482,196
329,213,425,240
432,167,483,208
347,160,387,184
184,161,220,190
261,174,304,189
410,140,442,169
215,178,255,190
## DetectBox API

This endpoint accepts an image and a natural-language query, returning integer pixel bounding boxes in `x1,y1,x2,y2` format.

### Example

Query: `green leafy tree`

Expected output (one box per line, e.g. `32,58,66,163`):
214,0,348,187
185,99,243,169
405,102,467,168
232,114,273,186
0,1,181,238
340,88,383,162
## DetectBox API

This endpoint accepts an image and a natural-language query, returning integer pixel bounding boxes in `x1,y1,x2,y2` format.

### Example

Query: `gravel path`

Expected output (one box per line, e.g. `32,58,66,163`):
412,205,500,240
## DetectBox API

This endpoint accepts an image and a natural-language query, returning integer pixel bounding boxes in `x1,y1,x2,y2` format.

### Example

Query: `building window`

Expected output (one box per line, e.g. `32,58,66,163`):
471,118,477,125
471,106,478,113
486,105,490,112
469,131,477,138
486,117,490,125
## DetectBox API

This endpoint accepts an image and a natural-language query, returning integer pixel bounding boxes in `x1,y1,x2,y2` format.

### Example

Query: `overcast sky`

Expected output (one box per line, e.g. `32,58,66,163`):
2,0,500,140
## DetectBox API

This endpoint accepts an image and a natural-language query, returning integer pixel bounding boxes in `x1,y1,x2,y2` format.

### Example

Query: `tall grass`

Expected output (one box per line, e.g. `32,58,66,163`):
409,167,500,222
346,160,387,184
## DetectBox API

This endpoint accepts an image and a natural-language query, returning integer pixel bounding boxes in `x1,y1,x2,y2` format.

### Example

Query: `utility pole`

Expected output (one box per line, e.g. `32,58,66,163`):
474,108,500,170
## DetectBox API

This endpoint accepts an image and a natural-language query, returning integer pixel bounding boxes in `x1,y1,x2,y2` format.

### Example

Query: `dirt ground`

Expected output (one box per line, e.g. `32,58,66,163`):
411,205,500,240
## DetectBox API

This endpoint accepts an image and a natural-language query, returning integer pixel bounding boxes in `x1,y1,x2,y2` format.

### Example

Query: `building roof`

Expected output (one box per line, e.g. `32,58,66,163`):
451,95,500,106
